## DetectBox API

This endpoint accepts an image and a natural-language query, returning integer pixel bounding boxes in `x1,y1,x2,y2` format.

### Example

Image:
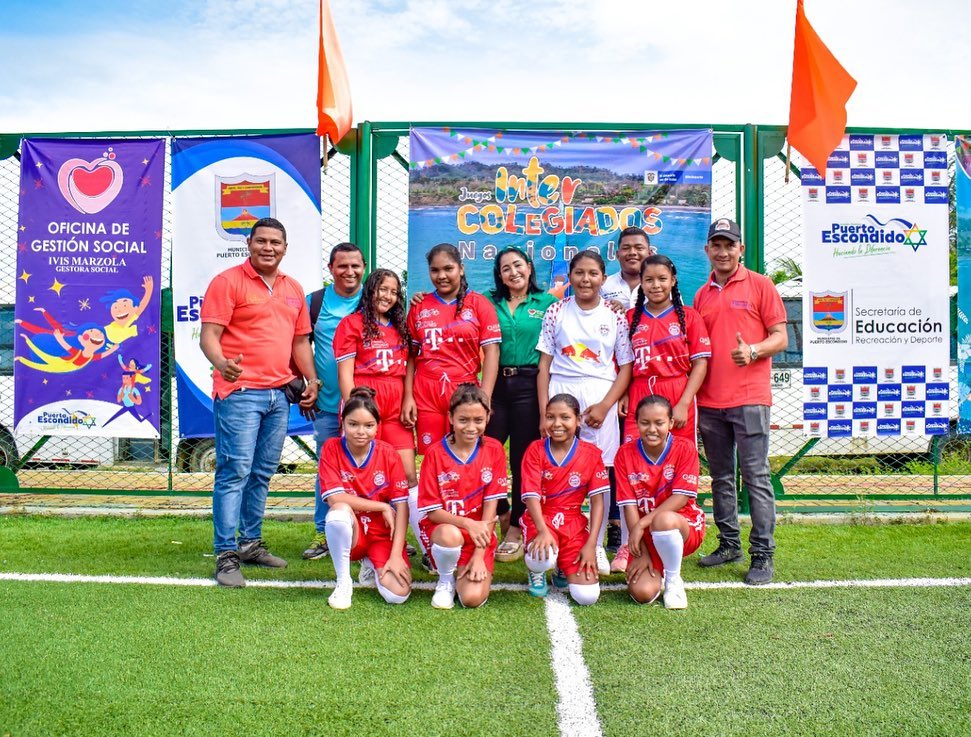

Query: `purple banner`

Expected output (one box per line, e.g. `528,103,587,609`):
14,138,164,438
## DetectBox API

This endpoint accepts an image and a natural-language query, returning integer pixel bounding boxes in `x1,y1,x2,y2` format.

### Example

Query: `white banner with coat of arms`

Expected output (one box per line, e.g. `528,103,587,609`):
170,134,322,437
800,133,950,438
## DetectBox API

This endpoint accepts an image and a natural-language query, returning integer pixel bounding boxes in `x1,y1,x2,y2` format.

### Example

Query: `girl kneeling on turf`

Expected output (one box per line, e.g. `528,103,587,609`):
417,384,507,610
614,395,706,609
521,394,608,605
320,387,412,610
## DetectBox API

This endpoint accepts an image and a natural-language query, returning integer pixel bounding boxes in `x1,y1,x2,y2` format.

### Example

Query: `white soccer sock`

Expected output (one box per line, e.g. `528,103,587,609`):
407,485,426,553
524,550,557,573
651,528,685,580
597,488,610,546
324,508,355,585
620,514,629,546
431,543,461,583
376,577,410,605
569,582,600,606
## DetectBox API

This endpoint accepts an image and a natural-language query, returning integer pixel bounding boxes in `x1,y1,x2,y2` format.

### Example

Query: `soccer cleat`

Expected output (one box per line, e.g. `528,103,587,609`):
214,550,245,588
551,568,568,590
405,543,417,557
595,546,610,576
698,544,744,568
610,544,630,574
744,554,774,586
358,557,376,585
605,523,622,554
238,539,288,568
526,570,549,598
328,581,353,610
663,574,688,609
431,578,456,609
302,532,330,560
420,553,435,573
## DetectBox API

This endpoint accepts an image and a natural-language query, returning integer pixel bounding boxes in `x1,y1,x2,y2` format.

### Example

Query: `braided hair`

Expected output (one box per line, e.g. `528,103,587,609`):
355,268,410,347
426,243,469,317
628,254,687,343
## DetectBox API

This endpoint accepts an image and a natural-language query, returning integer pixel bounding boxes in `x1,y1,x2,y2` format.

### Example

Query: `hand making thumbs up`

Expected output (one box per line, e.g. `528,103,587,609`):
220,354,243,382
731,333,754,367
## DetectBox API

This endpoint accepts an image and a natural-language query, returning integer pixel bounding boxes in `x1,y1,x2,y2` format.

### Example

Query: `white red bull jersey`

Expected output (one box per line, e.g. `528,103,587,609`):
521,437,609,517
318,438,410,535
417,436,509,519
536,297,634,382
614,434,704,529
626,305,711,380
406,291,501,382
333,312,409,378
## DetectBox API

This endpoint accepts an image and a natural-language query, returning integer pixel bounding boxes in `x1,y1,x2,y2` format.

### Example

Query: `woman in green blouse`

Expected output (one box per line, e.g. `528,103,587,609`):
487,246,558,561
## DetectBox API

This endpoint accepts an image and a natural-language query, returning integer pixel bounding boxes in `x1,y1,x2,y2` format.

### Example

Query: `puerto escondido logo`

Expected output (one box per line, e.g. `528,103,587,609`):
822,214,928,257
37,408,98,429
811,292,846,333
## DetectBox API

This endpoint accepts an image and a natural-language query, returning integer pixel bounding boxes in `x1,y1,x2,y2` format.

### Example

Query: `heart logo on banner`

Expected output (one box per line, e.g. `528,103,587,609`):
57,151,124,214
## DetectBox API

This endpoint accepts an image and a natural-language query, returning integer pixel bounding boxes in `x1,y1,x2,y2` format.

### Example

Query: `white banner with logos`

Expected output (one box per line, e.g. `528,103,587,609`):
800,133,950,438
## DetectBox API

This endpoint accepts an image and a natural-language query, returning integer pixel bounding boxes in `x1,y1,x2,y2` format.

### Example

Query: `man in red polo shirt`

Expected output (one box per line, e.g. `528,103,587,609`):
200,217,320,588
693,218,788,585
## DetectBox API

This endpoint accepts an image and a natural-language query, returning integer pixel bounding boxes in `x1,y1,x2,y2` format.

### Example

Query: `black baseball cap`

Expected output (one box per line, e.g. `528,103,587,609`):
707,218,741,242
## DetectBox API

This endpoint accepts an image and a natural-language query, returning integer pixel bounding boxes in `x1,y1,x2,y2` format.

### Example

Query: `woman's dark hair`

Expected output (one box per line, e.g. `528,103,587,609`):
629,254,687,342
342,386,380,423
426,243,469,317
636,394,672,420
568,249,606,275
448,383,491,416
491,246,542,301
355,269,410,347
546,393,582,437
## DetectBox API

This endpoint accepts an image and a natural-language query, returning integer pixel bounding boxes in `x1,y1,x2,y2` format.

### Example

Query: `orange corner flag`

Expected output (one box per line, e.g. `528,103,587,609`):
787,0,857,176
316,0,352,143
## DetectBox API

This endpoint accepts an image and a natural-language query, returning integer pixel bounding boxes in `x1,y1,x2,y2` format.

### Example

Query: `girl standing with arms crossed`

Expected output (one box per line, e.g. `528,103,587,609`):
520,394,609,605
614,395,706,610
319,388,412,610
537,250,633,575
417,385,508,610
613,254,709,572
486,247,558,562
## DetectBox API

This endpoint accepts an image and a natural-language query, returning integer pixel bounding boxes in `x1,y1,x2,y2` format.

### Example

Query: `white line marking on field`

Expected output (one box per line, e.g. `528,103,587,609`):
1,572,970,592
543,589,603,737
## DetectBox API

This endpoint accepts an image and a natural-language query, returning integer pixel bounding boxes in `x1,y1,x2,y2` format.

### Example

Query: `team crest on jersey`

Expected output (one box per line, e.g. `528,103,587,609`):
569,472,581,487
373,472,386,486
460,308,474,321
340,470,355,482
663,465,675,480
551,512,565,529
481,468,493,483
422,433,432,446
599,323,610,336
668,324,680,336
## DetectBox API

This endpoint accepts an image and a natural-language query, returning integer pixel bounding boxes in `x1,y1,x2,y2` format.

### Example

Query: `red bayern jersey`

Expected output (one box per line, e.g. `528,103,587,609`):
625,305,711,380
417,436,508,519
333,312,409,378
614,434,704,528
521,437,609,518
318,438,410,534
407,291,501,381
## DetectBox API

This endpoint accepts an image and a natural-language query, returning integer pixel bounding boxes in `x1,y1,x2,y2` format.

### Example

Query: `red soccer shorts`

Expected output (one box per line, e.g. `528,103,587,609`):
418,518,498,573
350,513,410,569
624,375,697,447
521,512,591,577
356,375,415,451
643,518,705,573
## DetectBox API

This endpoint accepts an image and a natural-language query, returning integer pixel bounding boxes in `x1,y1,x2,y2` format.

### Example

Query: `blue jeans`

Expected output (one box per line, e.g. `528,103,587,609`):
698,405,776,556
312,411,341,533
212,388,289,553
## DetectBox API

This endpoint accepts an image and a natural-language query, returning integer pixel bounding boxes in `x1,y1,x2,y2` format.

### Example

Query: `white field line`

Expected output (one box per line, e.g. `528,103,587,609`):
543,589,603,737
1,572,970,591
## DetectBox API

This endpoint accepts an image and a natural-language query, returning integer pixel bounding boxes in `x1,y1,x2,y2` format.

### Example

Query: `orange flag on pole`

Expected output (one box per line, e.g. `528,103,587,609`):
787,0,857,176
316,0,352,144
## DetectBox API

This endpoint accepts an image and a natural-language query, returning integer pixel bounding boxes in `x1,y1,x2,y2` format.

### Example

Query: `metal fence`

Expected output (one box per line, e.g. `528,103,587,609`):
1,122,969,507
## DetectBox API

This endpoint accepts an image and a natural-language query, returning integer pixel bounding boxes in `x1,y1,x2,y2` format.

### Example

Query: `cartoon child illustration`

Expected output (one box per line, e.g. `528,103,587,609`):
16,320,118,373
101,275,153,345
117,354,153,386
102,369,149,427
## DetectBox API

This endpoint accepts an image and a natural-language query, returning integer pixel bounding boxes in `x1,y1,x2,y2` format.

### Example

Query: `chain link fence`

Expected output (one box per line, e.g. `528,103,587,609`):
1,124,968,504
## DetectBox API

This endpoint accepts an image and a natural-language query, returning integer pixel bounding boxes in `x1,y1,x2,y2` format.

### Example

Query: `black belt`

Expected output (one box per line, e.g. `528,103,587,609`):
501,365,539,377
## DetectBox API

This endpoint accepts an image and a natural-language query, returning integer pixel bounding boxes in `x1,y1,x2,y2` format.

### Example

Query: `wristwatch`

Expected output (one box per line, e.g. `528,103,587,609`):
309,379,323,388
749,345,760,362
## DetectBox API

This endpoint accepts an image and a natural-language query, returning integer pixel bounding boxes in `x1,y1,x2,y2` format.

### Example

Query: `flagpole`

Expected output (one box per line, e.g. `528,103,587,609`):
323,133,329,173
785,140,792,184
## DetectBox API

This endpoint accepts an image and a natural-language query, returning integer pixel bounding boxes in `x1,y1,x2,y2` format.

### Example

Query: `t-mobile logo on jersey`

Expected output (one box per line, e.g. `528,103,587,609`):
374,348,393,372
635,346,652,370
637,497,656,514
424,327,444,350
445,499,466,516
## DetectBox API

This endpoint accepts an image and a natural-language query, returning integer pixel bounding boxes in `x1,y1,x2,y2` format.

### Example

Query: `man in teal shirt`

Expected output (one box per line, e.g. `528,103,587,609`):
303,242,365,559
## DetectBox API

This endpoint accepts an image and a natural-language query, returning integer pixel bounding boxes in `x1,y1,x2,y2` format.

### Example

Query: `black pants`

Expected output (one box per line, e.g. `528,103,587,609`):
487,369,541,528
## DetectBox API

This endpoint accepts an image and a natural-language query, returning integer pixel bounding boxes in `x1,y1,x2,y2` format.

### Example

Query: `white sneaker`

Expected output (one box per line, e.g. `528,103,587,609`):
431,577,456,609
358,557,376,585
663,574,688,610
595,546,610,576
328,580,353,610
